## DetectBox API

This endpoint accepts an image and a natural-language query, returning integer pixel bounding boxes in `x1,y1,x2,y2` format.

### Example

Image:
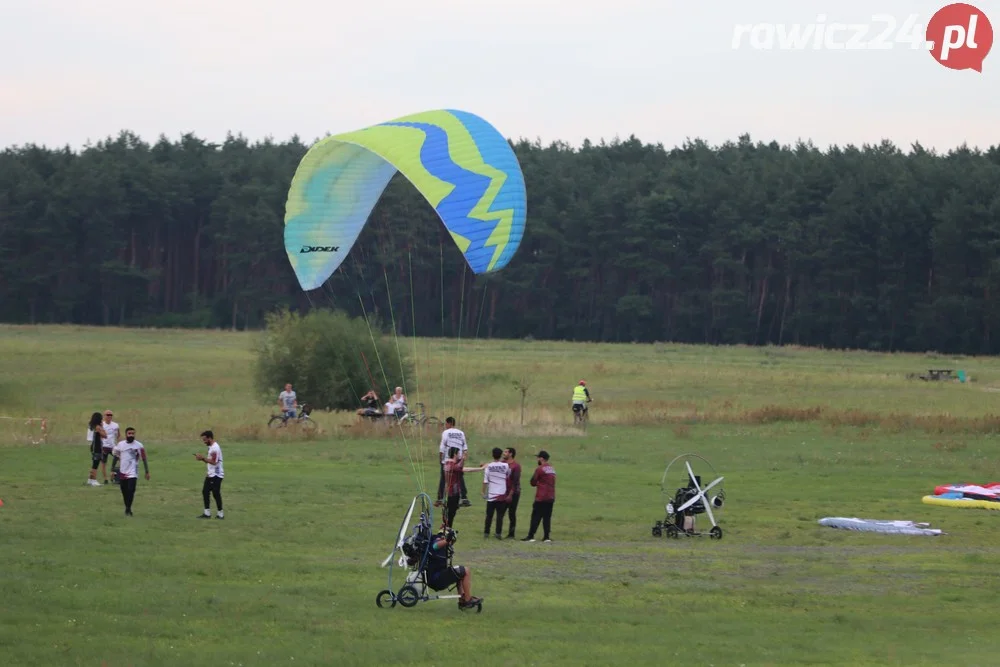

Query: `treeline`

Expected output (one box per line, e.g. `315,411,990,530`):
2,130,1000,354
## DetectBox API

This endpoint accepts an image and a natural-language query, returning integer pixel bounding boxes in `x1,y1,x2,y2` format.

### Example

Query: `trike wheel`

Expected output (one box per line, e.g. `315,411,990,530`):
710,526,723,540
376,589,396,608
397,585,420,608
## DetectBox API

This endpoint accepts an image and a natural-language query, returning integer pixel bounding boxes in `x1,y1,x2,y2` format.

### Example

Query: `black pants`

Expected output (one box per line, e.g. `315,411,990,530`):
119,477,137,512
484,500,508,536
202,477,223,511
437,463,468,501
506,492,521,536
446,495,460,527
526,500,554,540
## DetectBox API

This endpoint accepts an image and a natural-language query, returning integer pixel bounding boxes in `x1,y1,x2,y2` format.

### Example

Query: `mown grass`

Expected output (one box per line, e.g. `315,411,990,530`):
2,324,1000,666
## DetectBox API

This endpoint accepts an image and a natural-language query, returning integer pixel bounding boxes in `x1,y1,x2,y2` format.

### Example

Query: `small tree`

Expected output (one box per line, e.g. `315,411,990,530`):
253,308,413,411
512,374,533,426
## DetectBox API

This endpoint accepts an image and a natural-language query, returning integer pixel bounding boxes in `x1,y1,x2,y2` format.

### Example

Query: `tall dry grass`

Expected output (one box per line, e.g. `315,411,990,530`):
4,324,1000,444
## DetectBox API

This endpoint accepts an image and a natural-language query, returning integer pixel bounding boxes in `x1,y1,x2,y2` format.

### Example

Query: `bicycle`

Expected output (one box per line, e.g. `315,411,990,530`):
572,402,590,427
268,403,317,431
397,402,442,428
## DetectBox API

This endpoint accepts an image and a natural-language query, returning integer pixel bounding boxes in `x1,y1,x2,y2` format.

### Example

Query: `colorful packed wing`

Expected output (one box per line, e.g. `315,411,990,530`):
284,109,527,291
922,482,1000,509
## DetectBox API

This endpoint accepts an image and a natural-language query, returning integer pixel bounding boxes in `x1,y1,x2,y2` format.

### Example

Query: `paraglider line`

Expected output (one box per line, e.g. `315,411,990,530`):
451,263,468,420
356,287,422,494
459,282,490,423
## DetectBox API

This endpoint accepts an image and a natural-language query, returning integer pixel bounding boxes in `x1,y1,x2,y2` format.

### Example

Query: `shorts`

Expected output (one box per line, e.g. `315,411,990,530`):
428,565,466,591
91,451,101,470
101,447,114,463
283,410,296,419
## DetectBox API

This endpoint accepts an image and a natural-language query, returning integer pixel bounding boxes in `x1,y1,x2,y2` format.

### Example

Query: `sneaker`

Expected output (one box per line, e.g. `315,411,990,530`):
543,539,552,543
216,514,224,520
197,514,211,519
103,480,109,485
460,499,471,507
521,537,535,542
494,534,503,540
483,533,490,539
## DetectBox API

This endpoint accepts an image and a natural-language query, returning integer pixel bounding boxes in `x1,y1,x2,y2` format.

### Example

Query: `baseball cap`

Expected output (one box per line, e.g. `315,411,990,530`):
535,450,550,460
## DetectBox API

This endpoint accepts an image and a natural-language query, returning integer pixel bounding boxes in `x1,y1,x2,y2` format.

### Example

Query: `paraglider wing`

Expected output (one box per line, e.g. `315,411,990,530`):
284,109,527,291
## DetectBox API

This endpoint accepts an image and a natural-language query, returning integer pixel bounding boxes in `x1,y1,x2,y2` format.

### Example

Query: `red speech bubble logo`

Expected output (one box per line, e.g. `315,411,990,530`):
926,3,993,72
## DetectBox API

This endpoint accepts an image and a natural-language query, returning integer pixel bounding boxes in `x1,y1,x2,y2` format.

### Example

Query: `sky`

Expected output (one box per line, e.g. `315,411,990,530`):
1,0,997,152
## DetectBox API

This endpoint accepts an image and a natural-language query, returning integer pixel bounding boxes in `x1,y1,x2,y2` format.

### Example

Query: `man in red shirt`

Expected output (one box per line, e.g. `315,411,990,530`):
521,450,556,543
440,447,484,529
502,447,522,539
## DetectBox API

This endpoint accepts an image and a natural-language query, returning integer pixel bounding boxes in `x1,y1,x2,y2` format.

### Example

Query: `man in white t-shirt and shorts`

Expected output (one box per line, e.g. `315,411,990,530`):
278,384,297,420
437,417,470,507
100,410,120,485
194,430,225,519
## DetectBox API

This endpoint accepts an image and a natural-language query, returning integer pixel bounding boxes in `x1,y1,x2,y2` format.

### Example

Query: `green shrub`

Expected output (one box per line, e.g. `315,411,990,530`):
252,308,412,410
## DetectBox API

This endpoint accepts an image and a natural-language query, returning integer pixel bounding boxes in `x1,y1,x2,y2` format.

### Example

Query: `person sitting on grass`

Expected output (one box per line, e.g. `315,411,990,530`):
356,389,381,420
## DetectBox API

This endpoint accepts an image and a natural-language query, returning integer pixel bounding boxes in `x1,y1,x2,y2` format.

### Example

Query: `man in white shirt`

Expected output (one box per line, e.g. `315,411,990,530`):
278,384,297,420
112,427,149,517
99,410,120,485
482,447,511,539
437,417,470,507
194,430,225,519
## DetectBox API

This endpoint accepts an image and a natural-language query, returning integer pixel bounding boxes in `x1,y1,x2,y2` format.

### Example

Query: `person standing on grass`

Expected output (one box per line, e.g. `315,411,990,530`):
441,447,484,528
278,383,298,420
522,450,556,543
437,417,470,507
100,409,120,485
501,447,522,539
482,447,510,539
194,430,224,519
85,412,106,487
112,427,149,517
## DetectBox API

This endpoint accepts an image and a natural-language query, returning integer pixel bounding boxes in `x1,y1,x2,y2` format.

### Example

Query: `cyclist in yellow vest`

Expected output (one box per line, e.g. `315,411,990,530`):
571,380,591,418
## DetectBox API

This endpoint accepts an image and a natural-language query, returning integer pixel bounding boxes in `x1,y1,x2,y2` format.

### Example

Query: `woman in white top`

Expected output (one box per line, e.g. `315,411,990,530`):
386,386,408,421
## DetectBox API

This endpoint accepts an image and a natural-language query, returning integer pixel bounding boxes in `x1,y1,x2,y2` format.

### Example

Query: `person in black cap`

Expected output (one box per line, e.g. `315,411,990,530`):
522,450,556,543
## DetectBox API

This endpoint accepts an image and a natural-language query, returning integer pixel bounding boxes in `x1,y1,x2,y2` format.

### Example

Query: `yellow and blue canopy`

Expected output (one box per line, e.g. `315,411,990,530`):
284,109,527,291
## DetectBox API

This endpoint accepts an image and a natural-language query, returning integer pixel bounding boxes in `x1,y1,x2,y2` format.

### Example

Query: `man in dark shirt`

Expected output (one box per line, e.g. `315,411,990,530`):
521,450,556,543
425,528,482,610
502,447,522,539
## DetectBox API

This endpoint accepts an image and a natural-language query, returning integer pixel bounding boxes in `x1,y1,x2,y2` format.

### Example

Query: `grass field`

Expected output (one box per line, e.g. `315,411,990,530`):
3,324,1000,666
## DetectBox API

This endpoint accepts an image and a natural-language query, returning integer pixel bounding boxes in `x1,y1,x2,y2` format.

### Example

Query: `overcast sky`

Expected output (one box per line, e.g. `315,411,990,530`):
2,0,997,152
